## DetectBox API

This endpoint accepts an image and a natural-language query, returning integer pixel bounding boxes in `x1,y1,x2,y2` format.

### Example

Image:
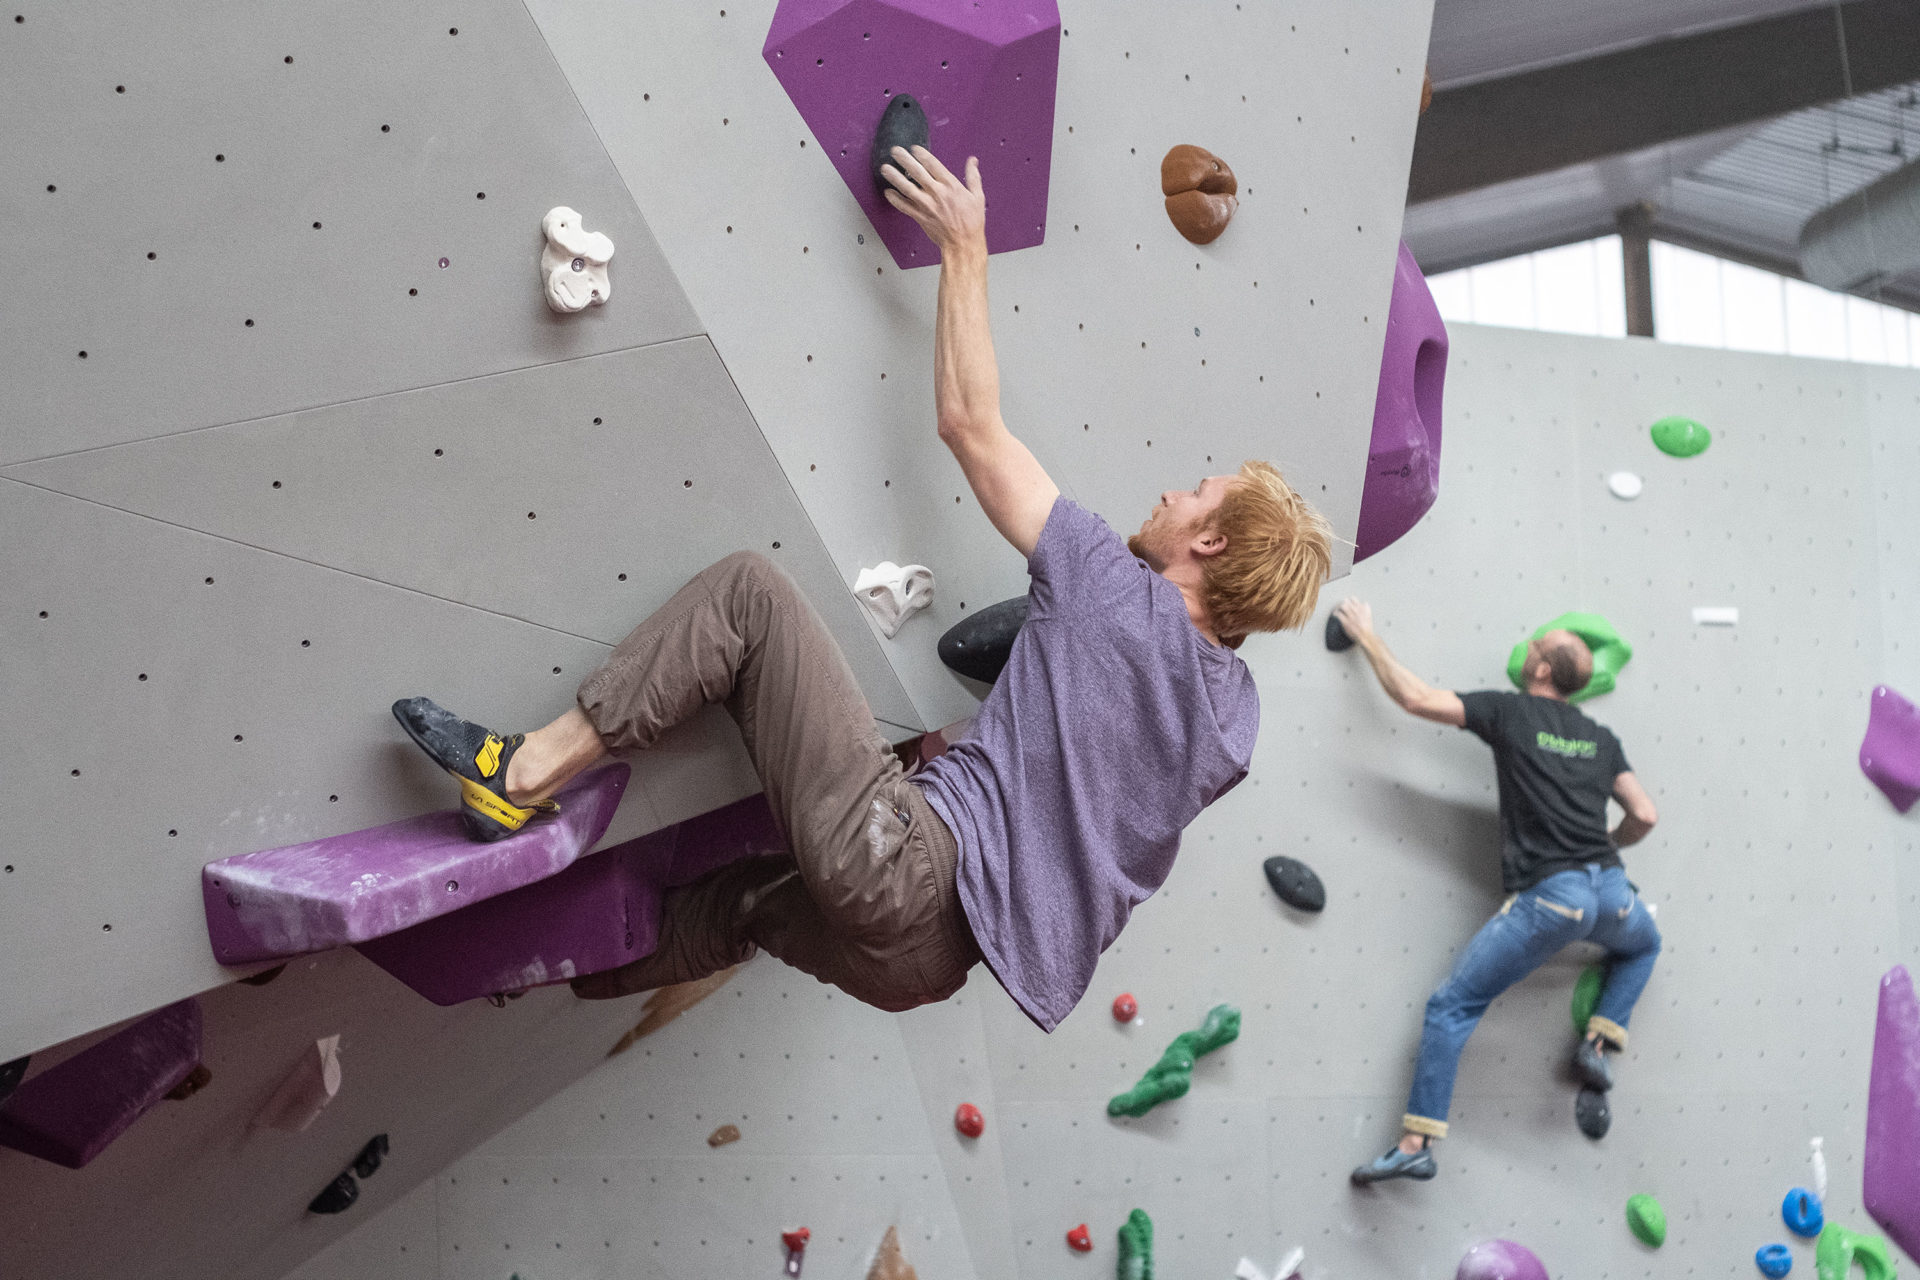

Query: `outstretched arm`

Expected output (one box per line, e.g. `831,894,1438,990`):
1610,771,1658,846
881,145,1058,558
1332,598,1466,726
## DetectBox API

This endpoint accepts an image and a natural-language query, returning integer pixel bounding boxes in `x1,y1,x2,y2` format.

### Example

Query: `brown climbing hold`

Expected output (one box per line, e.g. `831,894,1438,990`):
707,1123,741,1148
165,1063,212,1100
867,1225,919,1280
606,964,742,1057
1421,67,1433,114
1161,144,1238,245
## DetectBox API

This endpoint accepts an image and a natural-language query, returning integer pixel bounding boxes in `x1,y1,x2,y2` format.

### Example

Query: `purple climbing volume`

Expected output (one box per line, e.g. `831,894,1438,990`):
1864,964,1920,1263
1354,241,1449,563
202,765,630,965
1860,684,1920,813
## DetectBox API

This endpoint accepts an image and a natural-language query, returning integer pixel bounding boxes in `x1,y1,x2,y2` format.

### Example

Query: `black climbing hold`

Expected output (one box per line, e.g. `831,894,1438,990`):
1261,856,1326,912
351,1132,390,1179
0,1055,29,1107
871,93,930,189
308,1171,359,1215
937,596,1028,684
1574,1086,1611,1139
1324,613,1353,652
238,962,287,987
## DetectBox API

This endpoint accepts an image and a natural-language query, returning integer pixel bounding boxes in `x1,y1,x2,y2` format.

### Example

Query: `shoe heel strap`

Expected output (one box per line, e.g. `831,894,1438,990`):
455,774,560,830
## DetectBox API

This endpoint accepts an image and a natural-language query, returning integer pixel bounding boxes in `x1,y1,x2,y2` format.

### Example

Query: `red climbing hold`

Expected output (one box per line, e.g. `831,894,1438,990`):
1067,1223,1093,1252
782,1226,810,1276
954,1102,985,1138
1113,992,1138,1022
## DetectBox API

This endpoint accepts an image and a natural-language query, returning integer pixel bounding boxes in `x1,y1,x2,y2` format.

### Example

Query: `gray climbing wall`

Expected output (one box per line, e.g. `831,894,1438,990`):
288,322,1920,1280
519,0,1429,730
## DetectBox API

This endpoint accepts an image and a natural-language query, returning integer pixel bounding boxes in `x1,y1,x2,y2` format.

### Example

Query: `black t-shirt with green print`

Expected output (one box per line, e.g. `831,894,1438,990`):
1459,690,1631,892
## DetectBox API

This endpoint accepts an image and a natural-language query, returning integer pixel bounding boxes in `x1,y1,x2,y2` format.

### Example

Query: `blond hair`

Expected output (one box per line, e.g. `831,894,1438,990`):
1201,460,1332,646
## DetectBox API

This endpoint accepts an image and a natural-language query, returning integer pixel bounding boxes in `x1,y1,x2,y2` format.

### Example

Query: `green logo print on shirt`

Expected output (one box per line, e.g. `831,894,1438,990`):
1535,730,1598,759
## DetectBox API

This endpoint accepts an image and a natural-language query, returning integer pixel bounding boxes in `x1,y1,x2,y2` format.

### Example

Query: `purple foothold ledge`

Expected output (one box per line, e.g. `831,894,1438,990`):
1354,241,1449,563
1860,684,1920,813
763,0,1061,269
356,792,787,1005
1865,964,1920,1263
0,1000,202,1169
202,764,630,965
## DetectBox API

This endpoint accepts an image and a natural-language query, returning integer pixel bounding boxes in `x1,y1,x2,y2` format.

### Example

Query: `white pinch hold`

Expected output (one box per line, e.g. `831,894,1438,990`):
1235,1247,1304,1280
540,207,615,313
853,562,934,638
251,1034,342,1133
1811,1135,1828,1200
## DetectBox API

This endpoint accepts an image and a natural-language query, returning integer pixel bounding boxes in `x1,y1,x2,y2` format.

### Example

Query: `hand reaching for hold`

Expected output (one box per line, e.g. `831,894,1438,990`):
1333,597,1375,642
880,145,986,254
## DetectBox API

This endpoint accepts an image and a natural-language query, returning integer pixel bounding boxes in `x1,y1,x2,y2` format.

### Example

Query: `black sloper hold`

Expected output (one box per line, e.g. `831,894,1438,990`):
1324,613,1353,652
308,1172,359,1215
871,93,931,189
1262,855,1326,912
1574,1086,1612,1139
0,1055,28,1106
352,1132,390,1179
937,596,1029,684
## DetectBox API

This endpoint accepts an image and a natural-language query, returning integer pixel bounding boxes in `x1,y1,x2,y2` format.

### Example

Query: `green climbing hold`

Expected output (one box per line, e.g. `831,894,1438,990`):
1650,415,1711,458
1117,1208,1154,1280
1626,1193,1667,1247
1572,964,1605,1034
1506,611,1633,703
1815,1221,1896,1280
1107,1005,1241,1118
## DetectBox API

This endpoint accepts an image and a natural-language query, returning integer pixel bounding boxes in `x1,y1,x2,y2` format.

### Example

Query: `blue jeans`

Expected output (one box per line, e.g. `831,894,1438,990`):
1404,863,1661,1137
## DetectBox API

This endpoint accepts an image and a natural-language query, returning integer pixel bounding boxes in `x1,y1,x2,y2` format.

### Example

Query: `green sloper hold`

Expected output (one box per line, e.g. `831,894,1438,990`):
1816,1222,1897,1280
1118,1209,1154,1280
1506,611,1633,703
1626,1193,1667,1247
1572,964,1605,1034
1650,415,1711,458
1107,1005,1241,1118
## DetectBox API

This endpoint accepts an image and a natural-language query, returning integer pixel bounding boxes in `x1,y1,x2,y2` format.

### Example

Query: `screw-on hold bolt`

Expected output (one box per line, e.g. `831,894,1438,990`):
438,257,449,268
571,257,585,272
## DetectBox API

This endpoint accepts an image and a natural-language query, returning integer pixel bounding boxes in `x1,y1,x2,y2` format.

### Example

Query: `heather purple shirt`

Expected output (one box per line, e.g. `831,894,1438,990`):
913,498,1260,1031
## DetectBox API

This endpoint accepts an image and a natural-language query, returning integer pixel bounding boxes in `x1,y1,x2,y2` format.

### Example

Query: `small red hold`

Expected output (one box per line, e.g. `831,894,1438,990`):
954,1102,985,1138
1112,992,1138,1022
1067,1223,1093,1252
782,1227,810,1253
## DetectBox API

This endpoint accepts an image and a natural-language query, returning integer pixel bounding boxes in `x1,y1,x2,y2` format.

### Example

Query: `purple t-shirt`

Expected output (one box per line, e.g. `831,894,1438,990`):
913,498,1260,1031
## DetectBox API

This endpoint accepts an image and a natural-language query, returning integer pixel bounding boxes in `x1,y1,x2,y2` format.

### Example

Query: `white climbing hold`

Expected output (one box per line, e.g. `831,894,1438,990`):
854,562,934,638
540,207,614,313
1811,1135,1828,1200
251,1034,342,1132
1607,471,1643,500
1235,1247,1304,1280
1691,606,1738,626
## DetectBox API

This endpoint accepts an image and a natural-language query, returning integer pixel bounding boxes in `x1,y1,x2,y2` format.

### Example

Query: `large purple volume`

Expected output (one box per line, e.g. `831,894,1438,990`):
1455,1239,1548,1280
1354,242,1449,563
356,793,788,1005
764,0,1060,269
202,765,630,965
1865,964,1920,1263
1860,684,1920,813
0,1000,201,1169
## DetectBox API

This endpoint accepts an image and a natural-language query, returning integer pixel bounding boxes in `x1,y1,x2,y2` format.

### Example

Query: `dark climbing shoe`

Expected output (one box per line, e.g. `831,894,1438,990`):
1573,1038,1614,1091
391,697,556,843
351,1132,390,1179
1575,1086,1612,1139
1350,1144,1437,1185
871,93,931,189
308,1171,359,1215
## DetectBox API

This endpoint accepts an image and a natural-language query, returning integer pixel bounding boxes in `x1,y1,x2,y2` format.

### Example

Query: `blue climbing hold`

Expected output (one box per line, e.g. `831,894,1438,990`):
1755,1243,1792,1277
1782,1187,1824,1238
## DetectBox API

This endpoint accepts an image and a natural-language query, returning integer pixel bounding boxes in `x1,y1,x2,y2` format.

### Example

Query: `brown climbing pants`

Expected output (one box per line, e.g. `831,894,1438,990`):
568,552,980,1011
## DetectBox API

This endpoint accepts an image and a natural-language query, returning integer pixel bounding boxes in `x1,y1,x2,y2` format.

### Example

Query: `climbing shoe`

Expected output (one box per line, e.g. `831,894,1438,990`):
1572,1038,1614,1092
391,697,556,843
1575,1086,1612,1139
1350,1144,1437,1185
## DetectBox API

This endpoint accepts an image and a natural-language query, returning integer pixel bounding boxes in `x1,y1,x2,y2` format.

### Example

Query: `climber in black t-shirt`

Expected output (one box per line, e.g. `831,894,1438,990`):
1331,599,1662,1185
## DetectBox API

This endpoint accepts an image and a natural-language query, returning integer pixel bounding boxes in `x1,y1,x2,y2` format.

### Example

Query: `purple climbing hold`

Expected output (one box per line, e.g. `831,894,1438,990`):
1860,685,1920,813
1455,1239,1549,1280
1864,964,1920,1263
356,792,787,1005
0,999,202,1169
1354,241,1449,563
202,764,630,965
763,0,1061,269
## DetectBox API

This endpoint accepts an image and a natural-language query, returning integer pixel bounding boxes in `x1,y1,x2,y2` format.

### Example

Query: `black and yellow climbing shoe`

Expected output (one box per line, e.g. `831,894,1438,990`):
391,697,558,843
